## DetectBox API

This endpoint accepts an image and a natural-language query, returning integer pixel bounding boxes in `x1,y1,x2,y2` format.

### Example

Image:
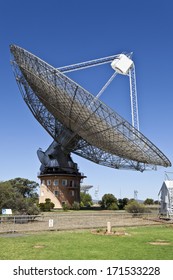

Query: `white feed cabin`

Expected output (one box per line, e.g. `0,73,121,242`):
158,180,173,217
111,54,133,75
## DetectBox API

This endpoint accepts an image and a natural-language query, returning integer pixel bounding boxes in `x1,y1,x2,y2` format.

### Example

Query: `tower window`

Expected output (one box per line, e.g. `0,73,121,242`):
62,179,67,186
54,190,59,196
47,180,51,186
70,180,74,187
53,179,59,186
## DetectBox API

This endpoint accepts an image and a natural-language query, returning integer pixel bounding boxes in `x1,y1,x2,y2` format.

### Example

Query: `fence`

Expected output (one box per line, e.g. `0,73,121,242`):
0,211,164,234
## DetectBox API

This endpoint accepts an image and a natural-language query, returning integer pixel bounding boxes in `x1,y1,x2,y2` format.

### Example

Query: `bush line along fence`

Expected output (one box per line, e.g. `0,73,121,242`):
0,212,162,233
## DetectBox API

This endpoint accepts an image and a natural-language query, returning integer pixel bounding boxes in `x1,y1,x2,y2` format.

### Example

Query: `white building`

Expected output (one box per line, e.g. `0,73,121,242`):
158,180,173,217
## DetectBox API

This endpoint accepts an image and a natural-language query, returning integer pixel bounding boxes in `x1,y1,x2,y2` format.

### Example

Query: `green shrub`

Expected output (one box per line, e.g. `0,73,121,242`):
39,199,55,212
27,204,40,215
107,202,119,210
96,228,103,233
72,201,80,210
80,192,93,206
80,201,84,207
125,200,145,214
62,202,70,211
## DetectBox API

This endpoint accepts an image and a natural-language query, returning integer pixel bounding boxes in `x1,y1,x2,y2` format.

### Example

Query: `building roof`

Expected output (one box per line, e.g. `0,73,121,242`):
158,180,173,196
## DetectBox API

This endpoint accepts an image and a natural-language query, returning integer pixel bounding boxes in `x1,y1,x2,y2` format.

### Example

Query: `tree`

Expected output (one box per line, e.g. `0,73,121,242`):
154,200,160,205
8,177,39,198
80,192,93,207
144,198,154,205
99,193,118,210
0,178,40,215
118,198,129,210
0,181,17,210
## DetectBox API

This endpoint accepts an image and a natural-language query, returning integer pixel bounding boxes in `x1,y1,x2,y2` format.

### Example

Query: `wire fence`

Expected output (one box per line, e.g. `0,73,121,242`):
0,211,165,234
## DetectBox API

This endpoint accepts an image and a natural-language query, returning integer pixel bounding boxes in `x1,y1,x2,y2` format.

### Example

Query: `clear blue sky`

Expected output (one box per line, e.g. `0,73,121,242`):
1,0,173,200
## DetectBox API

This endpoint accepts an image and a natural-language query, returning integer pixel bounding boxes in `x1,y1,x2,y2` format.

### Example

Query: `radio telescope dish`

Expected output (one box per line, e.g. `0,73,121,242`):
10,45,171,172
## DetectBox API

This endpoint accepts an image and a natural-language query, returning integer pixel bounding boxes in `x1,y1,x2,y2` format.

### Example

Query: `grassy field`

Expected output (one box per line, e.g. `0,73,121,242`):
0,225,173,260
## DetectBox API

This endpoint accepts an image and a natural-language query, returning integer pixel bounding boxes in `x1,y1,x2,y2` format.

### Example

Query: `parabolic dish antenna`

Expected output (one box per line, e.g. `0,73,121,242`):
10,45,171,172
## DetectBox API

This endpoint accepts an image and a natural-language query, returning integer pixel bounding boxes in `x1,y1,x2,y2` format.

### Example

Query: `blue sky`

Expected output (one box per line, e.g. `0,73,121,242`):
1,0,173,200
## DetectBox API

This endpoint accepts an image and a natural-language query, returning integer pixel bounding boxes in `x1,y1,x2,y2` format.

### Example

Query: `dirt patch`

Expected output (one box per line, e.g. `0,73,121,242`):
91,229,130,236
33,245,45,249
148,240,171,246
0,233,26,238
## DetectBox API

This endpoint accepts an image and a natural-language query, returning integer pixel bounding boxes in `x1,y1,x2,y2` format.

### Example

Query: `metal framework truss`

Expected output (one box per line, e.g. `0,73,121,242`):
58,52,139,130
10,45,171,171
129,65,139,130
57,53,122,73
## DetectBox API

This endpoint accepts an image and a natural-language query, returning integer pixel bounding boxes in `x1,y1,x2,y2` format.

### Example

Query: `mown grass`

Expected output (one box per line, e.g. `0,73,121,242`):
0,225,173,260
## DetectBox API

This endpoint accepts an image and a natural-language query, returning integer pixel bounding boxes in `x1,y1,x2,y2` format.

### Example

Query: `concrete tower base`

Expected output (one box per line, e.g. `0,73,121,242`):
38,171,85,208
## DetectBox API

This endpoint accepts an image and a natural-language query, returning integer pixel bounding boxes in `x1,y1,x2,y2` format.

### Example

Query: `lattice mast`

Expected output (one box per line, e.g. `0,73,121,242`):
129,65,139,130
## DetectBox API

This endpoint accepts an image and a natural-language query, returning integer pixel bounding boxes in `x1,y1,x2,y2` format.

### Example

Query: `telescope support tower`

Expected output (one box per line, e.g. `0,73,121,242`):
38,142,86,208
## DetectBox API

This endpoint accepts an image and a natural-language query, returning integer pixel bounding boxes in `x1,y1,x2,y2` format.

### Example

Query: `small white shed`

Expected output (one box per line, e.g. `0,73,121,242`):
158,180,173,217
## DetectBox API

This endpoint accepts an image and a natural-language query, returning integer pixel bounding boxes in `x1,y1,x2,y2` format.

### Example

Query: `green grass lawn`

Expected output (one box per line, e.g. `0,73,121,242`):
0,225,173,260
